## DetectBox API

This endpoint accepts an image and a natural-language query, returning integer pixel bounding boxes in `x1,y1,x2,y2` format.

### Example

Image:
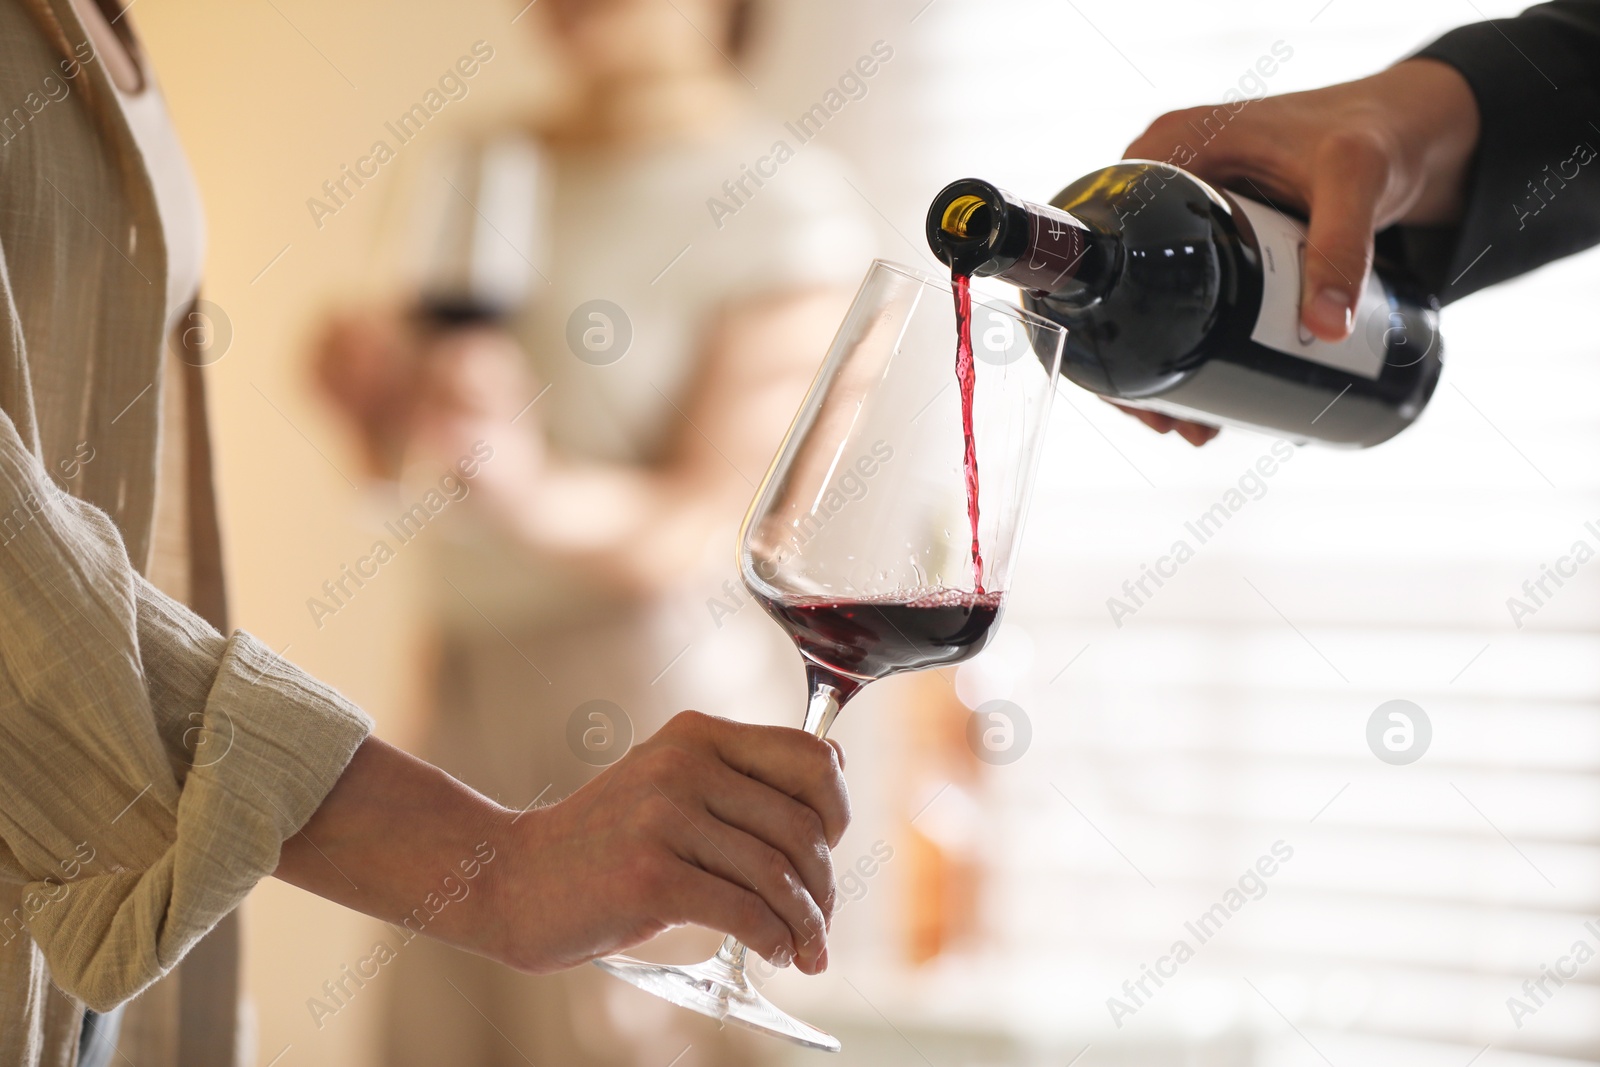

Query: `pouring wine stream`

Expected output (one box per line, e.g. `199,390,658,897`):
952,270,985,593
590,260,1064,1052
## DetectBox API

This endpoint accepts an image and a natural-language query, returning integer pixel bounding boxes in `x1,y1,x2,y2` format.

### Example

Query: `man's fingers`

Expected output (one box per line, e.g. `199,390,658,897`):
1110,402,1176,434
702,763,837,927
675,814,829,972
1123,107,1219,169
1123,125,1181,166
665,862,796,969
1122,107,1296,198
1130,107,1395,345
1107,401,1220,445
1301,132,1390,342
1175,422,1221,447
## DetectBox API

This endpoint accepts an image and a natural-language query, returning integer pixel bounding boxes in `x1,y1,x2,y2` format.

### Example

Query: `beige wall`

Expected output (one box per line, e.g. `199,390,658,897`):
134,2,547,1062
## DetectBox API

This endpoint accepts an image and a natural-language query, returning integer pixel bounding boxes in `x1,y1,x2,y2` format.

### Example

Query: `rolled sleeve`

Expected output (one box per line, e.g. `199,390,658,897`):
0,409,371,1011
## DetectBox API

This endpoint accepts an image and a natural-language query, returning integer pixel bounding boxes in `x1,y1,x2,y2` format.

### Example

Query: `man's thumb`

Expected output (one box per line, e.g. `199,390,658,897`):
1301,136,1388,342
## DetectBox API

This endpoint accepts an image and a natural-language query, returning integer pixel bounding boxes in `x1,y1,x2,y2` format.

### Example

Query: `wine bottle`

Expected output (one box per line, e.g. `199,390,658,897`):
925,162,1442,447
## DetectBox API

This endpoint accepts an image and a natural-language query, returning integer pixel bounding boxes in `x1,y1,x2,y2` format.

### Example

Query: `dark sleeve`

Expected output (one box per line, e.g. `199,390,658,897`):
1390,1,1600,303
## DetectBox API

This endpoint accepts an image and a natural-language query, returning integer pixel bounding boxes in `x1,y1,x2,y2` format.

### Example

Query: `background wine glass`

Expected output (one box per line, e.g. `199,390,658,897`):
407,131,544,325
345,132,544,483
593,259,1065,1051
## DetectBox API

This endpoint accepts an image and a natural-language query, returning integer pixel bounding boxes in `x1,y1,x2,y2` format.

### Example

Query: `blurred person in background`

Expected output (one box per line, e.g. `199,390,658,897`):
315,0,876,1062
0,1,856,1065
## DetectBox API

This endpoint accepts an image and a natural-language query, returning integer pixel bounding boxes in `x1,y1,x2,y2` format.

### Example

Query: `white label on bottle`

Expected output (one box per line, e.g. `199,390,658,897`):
1231,194,1388,380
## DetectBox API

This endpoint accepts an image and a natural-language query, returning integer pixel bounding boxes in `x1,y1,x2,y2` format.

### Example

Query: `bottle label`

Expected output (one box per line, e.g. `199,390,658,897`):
1008,204,1090,292
1230,194,1387,380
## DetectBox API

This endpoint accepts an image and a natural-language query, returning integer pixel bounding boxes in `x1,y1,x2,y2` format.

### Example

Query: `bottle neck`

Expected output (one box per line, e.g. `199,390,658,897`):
926,178,1116,306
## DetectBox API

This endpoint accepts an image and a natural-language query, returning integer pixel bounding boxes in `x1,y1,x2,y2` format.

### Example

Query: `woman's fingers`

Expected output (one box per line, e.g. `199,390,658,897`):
701,762,837,931
671,808,830,972
677,713,851,847
659,859,797,969
578,712,847,972
526,712,849,974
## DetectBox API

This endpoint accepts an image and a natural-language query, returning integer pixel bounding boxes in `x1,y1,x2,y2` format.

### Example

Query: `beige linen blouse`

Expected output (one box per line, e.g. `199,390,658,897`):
0,2,373,1065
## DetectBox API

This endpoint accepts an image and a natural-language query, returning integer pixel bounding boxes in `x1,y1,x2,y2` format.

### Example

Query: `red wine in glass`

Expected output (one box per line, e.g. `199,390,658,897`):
757,588,1004,699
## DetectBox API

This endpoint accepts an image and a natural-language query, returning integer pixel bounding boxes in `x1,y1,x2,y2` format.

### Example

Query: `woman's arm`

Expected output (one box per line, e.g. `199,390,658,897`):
0,400,844,1013
0,405,373,1012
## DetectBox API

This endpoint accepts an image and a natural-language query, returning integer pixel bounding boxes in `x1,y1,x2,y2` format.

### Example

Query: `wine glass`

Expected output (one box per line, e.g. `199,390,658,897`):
593,259,1064,1051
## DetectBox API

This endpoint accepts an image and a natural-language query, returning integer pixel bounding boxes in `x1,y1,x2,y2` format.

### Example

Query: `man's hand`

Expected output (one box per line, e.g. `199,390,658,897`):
487,711,849,975
1115,57,1480,442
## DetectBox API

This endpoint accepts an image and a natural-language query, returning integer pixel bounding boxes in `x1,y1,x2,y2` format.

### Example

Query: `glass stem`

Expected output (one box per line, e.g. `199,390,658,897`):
799,664,850,740
714,665,855,979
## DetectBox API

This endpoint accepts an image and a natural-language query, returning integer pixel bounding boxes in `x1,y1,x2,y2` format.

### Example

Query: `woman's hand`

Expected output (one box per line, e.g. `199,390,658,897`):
278,714,850,978
1114,57,1480,443
485,711,851,975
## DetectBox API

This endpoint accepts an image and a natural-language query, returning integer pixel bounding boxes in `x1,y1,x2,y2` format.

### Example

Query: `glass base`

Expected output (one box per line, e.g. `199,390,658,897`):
593,953,841,1053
